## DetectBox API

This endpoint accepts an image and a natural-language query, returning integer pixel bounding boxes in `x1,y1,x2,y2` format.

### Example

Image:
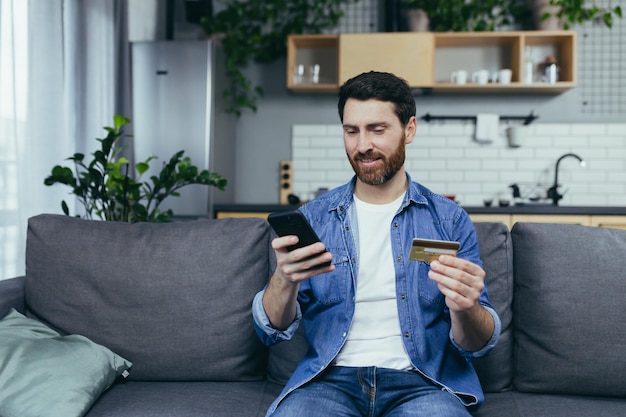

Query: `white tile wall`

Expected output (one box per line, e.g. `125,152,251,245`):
291,123,626,207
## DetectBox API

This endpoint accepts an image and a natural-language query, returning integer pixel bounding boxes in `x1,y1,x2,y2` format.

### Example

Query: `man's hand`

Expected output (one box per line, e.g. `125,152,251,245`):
272,235,334,284
262,236,334,330
428,255,494,352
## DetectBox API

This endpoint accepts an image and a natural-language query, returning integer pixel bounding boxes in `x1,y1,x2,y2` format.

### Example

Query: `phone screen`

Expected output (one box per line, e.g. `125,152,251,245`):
267,211,323,251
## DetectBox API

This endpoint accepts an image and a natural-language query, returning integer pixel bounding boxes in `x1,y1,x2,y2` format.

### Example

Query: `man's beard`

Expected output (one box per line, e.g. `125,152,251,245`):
347,139,405,186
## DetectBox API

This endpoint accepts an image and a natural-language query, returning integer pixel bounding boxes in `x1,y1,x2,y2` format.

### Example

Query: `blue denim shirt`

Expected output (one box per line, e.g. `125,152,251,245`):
253,174,501,415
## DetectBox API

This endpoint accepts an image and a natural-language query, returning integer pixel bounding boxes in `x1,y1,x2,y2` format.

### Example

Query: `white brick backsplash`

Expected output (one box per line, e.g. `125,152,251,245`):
292,125,329,136
534,124,571,135
428,123,468,136
590,136,626,148
607,124,626,135
291,122,626,206
310,136,341,148
552,135,589,148
429,148,465,159
571,124,606,136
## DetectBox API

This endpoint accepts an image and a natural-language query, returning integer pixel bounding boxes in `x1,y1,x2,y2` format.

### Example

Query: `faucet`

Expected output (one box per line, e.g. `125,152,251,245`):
546,153,586,206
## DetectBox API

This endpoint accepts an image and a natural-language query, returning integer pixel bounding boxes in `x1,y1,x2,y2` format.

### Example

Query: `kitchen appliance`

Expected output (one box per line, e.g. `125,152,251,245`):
131,40,235,217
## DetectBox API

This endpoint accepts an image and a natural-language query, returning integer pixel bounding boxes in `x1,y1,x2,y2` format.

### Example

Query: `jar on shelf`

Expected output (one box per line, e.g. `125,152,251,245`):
543,55,559,84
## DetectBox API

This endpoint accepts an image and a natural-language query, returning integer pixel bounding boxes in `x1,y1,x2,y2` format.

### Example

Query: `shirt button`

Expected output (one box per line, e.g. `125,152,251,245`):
342,332,347,338
345,226,350,231
396,256,402,262
404,332,410,338
401,294,407,300
393,222,399,228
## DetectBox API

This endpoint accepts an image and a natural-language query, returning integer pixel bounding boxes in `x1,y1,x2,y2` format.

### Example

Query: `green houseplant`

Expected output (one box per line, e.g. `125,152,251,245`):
405,0,524,31
539,0,622,29
44,114,227,223
201,0,355,116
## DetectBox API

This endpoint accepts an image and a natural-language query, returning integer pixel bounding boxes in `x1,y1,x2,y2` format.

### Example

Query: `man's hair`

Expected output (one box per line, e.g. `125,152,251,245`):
337,71,416,126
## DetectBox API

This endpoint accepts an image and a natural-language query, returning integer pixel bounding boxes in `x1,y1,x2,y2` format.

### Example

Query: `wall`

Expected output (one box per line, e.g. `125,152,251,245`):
232,59,626,205
290,122,626,207
156,2,626,207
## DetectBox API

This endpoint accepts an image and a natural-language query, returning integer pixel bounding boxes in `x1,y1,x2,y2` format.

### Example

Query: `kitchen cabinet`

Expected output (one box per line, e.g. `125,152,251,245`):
287,31,576,94
214,206,626,231
589,216,626,230
286,33,433,93
468,214,626,230
468,214,512,226
215,211,271,220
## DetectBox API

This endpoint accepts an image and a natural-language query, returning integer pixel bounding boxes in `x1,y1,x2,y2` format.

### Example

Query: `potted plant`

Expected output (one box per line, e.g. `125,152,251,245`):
200,0,354,117
44,114,227,223
406,0,523,32
536,0,622,29
404,0,524,32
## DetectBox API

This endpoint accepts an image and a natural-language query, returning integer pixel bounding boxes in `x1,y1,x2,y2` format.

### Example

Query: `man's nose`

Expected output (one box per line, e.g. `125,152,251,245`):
356,132,373,153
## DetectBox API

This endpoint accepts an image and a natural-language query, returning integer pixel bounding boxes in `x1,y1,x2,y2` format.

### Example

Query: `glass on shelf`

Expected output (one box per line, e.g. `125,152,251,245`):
293,64,321,85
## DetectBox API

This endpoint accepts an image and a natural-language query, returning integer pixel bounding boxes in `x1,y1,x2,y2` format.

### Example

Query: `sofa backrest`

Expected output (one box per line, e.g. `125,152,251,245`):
471,222,514,393
267,222,515,393
25,214,274,382
511,222,626,397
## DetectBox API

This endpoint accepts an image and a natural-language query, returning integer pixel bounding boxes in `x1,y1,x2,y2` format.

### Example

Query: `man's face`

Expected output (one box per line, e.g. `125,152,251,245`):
342,98,415,186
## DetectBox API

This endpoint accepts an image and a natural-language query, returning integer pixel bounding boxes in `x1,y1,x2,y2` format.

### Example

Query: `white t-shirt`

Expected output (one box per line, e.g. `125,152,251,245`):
334,193,412,370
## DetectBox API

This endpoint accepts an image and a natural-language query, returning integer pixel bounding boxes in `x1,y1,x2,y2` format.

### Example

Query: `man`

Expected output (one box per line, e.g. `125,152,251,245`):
253,71,501,417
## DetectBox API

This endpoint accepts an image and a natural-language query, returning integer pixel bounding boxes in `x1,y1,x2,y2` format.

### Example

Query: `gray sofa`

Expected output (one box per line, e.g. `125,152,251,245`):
1,214,625,417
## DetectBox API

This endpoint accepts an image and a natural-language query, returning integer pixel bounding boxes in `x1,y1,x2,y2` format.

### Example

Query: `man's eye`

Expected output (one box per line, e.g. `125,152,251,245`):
345,129,358,135
373,129,385,135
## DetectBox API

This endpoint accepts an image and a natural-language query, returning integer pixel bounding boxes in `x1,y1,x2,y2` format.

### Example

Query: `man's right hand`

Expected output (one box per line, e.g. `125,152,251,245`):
262,236,334,330
272,235,334,283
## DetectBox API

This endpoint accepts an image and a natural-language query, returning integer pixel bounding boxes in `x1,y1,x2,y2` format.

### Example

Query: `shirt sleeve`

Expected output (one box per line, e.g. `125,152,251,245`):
449,304,501,359
252,289,302,346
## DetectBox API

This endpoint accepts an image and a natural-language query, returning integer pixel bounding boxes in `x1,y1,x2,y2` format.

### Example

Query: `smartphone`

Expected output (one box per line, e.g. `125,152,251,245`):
267,210,324,251
267,211,332,268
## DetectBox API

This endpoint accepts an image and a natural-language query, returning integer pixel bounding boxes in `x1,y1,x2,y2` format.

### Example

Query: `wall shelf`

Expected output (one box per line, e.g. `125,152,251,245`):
287,30,576,95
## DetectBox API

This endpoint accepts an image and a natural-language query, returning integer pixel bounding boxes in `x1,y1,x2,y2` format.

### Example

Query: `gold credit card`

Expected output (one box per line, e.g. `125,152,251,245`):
409,238,460,262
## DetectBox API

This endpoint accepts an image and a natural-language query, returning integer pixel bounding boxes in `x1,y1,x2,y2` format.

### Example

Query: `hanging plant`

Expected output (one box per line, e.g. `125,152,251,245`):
201,0,357,117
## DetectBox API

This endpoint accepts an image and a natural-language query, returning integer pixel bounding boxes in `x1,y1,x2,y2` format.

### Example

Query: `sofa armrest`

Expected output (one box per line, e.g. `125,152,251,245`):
0,276,25,317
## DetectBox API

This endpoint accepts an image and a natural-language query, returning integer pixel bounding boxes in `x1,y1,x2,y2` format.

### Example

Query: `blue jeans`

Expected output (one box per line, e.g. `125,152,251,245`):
272,366,472,417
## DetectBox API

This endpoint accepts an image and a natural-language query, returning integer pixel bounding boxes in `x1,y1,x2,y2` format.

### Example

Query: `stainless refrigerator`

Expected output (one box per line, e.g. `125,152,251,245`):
131,40,235,217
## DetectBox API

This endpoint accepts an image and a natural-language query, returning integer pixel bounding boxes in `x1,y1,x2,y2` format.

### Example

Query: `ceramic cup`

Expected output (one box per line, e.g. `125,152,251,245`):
472,69,489,85
493,68,513,84
450,70,468,85
506,125,527,148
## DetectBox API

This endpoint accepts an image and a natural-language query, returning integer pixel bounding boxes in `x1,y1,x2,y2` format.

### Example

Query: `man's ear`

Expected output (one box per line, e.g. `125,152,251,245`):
405,116,417,144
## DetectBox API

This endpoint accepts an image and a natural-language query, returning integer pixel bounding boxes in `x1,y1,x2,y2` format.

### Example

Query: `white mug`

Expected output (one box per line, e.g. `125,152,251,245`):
493,69,512,84
450,70,468,85
472,69,489,85
506,125,527,148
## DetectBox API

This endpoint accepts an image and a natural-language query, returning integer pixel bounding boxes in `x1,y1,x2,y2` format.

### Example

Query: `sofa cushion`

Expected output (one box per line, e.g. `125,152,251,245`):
471,222,514,393
86,380,284,417
511,222,626,397
0,276,25,317
25,214,273,381
0,309,131,417
266,324,309,385
474,392,626,417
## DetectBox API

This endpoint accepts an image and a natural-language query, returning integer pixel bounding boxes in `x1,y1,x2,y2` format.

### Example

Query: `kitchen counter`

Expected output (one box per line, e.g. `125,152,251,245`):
213,204,626,217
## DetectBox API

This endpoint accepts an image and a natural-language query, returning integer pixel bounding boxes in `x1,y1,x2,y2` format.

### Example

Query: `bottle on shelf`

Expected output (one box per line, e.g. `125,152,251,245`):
543,55,559,84
523,46,534,84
